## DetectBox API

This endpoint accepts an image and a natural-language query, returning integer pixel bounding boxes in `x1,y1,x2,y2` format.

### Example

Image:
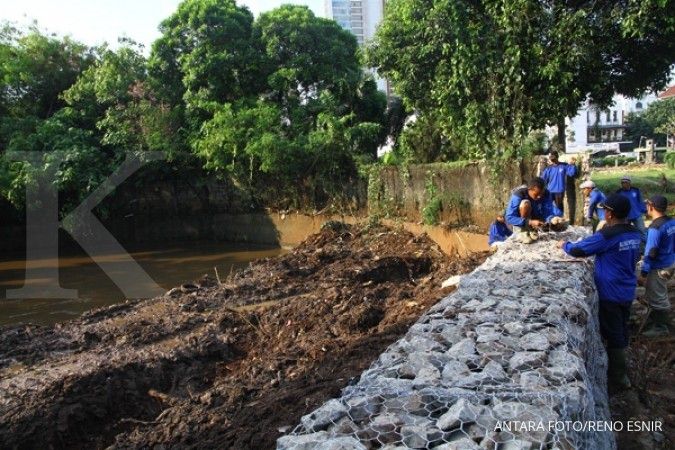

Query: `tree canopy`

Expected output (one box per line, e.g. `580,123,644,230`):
0,1,388,216
367,0,675,158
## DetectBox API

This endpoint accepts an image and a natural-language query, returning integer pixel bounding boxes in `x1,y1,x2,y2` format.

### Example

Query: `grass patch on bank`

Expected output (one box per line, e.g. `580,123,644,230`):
590,166,675,205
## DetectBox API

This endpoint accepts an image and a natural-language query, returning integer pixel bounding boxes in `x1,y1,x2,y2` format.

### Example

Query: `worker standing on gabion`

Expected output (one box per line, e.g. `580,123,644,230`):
558,194,642,391
541,151,578,217
640,195,675,338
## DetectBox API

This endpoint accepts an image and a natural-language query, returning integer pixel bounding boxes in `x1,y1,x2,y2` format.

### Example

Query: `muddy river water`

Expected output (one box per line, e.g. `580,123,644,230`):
0,242,285,326
0,214,489,327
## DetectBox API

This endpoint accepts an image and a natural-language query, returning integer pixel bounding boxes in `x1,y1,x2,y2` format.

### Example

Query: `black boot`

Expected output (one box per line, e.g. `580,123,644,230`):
607,348,631,392
642,309,670,338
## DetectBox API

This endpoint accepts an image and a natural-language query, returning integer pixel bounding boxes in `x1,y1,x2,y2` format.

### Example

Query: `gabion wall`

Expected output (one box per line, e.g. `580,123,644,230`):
278,228,616,450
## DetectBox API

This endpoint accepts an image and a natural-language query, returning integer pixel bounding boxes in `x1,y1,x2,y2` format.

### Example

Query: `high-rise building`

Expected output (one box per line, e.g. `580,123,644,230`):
325,0,385,45
325,0,389,93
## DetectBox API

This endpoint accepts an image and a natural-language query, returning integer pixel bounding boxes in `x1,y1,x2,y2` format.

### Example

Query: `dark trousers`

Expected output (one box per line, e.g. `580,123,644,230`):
552,193,565,215
599,301,631,349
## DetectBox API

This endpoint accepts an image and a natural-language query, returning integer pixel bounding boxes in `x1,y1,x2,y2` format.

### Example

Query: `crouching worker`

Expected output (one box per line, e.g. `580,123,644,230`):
488,214,513,249
505,177,561,244
639,195,675,338
558,194,641,391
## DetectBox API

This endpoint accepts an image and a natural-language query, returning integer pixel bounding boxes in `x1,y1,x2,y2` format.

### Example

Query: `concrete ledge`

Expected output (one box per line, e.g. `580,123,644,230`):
278,227,615,450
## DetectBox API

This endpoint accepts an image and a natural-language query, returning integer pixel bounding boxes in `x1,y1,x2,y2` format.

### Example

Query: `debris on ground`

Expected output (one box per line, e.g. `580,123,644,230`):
610,297,675,450
0,223,488,449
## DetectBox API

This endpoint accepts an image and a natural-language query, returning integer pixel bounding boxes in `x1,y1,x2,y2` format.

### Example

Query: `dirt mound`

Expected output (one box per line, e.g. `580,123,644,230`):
0,223,488,449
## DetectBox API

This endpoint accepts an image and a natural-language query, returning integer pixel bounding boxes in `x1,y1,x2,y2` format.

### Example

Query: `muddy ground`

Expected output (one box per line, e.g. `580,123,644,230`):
0,223,488,449
1,222,673,450
611,302,675,450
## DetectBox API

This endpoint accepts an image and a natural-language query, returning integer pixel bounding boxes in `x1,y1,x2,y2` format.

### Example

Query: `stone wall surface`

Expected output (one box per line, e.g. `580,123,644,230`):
277,227,615,450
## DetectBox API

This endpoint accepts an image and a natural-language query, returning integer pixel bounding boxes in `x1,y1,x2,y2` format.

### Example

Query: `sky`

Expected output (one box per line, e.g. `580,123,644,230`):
0,0,325,50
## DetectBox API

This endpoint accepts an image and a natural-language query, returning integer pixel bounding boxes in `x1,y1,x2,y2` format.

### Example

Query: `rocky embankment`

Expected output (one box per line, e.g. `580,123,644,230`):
279,228,615,450
0,223,488,449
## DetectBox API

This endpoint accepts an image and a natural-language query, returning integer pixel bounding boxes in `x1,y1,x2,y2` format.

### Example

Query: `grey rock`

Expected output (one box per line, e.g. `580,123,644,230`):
518,370,549,388
433,438,482,449
519,333,550,351
509,352,547,371
316,437,369,450
503,322,525,336
277,431,329,450
499,440,534,450
446,338,476,361
547,348,583,381
437,399,480,431
346,396,380,422
301,399,348,432
401,425,444,449
441,360,471,381
413,366,442,387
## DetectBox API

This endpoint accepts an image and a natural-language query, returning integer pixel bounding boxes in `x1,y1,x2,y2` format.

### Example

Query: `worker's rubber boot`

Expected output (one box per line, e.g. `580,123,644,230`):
642,310,670,338
607,348,631,392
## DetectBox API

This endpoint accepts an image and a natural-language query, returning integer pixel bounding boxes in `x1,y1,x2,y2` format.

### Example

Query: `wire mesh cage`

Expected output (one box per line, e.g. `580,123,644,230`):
278,228,615,450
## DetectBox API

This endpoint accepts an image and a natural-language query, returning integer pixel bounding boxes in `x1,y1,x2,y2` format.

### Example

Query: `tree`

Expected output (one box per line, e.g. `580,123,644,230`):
626,98,675,146
367,0,675,158
0,24,95,148
147,0,265,115
254,5,361,107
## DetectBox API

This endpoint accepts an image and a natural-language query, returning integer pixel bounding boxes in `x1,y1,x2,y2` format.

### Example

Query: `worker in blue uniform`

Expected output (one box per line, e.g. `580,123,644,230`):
639,195,675,337
488,214,513,248
616,175,647,240
505,177,558,244
558,194,642,390
580,180,607,230
541,151,578,217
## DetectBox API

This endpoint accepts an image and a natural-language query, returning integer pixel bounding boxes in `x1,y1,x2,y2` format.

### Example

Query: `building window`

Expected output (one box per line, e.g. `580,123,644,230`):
606,111,611,122
613,111,617,122
596,111,600,124
587,111,590,124
636,102,643,110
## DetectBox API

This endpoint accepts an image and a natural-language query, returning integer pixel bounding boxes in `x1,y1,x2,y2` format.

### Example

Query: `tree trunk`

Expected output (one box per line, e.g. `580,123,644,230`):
557,117,567,153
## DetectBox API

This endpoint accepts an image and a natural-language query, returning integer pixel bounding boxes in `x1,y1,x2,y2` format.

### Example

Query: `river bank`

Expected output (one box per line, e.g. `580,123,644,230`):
0,223,489,449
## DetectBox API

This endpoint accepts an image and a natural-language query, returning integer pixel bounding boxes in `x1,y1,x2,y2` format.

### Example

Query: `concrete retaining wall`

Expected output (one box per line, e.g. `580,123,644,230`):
277,228,615,450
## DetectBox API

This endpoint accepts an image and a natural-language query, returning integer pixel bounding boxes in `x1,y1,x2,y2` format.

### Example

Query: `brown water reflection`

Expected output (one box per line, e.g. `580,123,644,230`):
0,242,285,326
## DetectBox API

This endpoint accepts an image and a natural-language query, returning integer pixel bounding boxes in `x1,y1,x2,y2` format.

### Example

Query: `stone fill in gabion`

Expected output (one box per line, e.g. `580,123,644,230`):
277,228,616,450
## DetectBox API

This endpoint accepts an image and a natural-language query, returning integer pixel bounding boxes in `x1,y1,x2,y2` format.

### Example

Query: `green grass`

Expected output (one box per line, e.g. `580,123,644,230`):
590,166,675,206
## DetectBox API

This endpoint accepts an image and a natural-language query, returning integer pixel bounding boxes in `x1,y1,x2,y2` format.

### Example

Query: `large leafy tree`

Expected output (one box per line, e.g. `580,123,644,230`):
255,5,361,106
147,0,265,114
66,43,185,158
0,24,96,148
368,0,675,158
191,4,386,205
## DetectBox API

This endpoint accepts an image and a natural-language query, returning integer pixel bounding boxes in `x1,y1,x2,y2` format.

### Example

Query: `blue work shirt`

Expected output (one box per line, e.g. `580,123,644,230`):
587,188,607,221
542,163,577,194
563,224,641,303
505,186,556,228
488,221,513,245
642,216,675,274
615,187,647,221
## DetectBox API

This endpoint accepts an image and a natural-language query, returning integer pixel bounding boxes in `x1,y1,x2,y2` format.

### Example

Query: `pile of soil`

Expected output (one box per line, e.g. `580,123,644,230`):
611,302,675,450
0,222,488,449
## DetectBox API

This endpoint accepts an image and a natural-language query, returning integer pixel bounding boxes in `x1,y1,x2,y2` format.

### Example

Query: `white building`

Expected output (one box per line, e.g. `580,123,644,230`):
325,0,389,94
563,93,659,154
